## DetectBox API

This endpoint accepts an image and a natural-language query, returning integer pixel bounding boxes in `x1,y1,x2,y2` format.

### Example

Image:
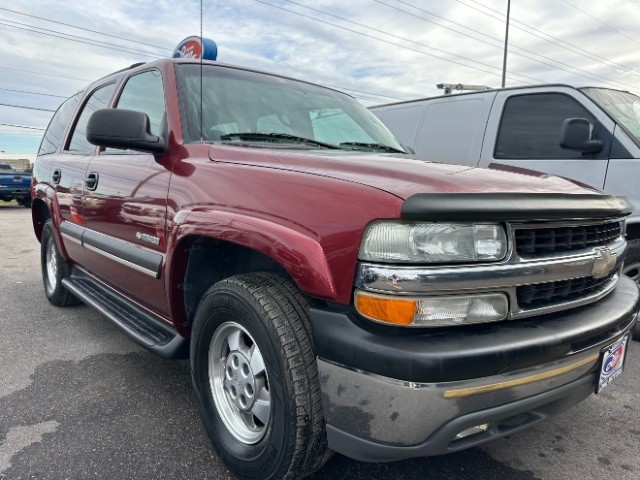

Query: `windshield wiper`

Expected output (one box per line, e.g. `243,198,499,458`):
339,142,406,154
220,132,340,149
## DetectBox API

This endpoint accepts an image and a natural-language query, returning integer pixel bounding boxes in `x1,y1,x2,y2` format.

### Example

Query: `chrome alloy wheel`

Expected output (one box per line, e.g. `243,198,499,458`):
209,321,271,444
45,239,58,293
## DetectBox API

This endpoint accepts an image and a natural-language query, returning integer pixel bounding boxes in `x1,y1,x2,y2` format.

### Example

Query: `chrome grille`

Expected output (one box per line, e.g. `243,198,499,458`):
516,272,617,309
515,222,621,255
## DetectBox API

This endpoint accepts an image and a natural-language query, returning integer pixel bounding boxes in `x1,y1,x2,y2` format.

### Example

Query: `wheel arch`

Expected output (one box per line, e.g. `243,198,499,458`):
166,210,338,336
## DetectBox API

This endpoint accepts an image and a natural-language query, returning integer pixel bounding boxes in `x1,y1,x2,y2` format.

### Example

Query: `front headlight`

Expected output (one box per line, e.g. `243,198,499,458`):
359,222,507,263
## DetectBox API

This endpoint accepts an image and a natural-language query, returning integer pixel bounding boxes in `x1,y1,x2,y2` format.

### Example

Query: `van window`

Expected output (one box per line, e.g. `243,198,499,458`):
67,83,117,154
38,93,81,155
495,93,604,159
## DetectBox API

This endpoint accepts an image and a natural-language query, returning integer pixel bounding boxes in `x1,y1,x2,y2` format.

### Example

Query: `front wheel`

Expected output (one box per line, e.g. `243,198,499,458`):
190,273,330,480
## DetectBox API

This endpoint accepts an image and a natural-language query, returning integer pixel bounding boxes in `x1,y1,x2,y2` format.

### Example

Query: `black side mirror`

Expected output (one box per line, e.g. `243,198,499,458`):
86,109,166,154
559,117,603,153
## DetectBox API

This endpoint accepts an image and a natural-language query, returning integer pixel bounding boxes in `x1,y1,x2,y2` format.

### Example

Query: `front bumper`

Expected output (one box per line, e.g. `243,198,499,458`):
311,275,639,462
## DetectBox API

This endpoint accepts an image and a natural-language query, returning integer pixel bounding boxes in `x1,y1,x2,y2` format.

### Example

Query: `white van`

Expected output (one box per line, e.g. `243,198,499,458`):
371,85,640,284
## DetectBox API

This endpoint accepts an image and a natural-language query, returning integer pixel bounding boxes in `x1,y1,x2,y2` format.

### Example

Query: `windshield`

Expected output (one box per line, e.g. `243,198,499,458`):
582,87,640,146
175,64,405,152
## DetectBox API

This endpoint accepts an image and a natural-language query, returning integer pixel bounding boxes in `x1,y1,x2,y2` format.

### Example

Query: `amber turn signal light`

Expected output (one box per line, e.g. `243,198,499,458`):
354,291,417,325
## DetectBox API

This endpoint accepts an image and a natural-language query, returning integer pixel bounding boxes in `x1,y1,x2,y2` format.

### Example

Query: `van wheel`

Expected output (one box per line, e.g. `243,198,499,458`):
190,273,330,480
41,220,81,307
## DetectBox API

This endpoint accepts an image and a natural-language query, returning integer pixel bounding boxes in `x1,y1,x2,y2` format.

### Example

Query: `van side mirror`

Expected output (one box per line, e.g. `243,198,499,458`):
559,117,603,153
86,109,166,154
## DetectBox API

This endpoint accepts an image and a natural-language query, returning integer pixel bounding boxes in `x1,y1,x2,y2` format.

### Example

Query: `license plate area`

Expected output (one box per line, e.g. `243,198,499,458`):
597,335,629,393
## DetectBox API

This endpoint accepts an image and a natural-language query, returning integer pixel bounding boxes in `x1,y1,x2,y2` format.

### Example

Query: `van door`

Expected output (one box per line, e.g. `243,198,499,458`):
479,89,615,189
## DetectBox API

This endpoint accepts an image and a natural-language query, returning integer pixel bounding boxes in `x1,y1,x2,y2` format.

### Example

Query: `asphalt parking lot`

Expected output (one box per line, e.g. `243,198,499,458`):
1,202,639,480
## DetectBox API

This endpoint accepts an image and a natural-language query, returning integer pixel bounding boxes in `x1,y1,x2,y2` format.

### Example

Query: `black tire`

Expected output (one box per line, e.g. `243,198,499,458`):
21,197,31,208
623,239,640,341
41,219,81,307
190,273,330,480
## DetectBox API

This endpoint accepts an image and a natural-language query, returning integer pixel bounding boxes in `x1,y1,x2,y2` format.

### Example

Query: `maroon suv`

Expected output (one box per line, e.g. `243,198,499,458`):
32,58,638,479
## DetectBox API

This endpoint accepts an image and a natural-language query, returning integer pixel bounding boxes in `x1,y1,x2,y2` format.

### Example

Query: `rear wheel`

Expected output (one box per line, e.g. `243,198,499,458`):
190,273,330,480
41,220,80,307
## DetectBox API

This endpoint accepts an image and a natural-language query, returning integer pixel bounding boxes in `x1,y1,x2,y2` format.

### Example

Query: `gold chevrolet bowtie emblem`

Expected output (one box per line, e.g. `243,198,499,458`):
592,247,616,279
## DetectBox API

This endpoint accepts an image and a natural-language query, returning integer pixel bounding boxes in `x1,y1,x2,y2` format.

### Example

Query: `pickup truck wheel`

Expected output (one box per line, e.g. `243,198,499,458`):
191,273,329,480
20,197,31,208
41,220,80,307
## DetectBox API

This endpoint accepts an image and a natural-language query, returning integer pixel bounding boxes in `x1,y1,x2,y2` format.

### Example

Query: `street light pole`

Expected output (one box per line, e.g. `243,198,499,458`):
501,0,511,88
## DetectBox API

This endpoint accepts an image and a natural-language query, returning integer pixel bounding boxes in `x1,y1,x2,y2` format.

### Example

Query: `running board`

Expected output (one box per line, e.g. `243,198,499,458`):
62,269,187,359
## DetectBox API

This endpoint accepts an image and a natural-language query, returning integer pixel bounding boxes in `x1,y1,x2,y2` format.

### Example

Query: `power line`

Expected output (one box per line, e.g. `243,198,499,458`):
0,18,165,59
0,87,69,98
322,83,408,101
250,0,539,85
277,0,547,84
0,6,172,52
379,0,640,90
0,102,56,112
0,66,89,82
0,123,45,130
559,0,640,48
456,0,640,81
374,0,631,86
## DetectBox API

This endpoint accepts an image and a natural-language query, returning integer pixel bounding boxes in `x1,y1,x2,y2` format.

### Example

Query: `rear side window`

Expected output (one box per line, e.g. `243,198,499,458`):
495,93,604,159
67,83,117,154
38,93,81,155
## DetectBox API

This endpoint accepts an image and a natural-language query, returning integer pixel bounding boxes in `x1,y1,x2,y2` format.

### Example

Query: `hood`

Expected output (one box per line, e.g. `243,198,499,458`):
209,145,600,200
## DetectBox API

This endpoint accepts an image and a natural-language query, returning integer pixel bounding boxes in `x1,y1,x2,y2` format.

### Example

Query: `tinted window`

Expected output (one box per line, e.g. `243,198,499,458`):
495,94,601,159
67,83,116,153
116,70,165,135
175,64,404,152
38,93,81,155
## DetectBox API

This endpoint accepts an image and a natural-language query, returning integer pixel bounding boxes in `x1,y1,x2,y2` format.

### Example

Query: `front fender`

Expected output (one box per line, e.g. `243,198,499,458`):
166,209,340,322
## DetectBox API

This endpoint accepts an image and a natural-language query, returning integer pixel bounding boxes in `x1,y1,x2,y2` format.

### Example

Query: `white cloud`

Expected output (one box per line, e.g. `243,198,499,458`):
0,0,639,153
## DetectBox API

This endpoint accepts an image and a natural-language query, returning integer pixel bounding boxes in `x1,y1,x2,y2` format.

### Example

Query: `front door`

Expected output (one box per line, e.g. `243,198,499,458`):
81,69,172,315
479,90,614,190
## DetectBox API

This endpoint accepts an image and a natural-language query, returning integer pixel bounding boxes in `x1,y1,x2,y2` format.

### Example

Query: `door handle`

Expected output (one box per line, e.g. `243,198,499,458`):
52,169,61,184
85,172,99,191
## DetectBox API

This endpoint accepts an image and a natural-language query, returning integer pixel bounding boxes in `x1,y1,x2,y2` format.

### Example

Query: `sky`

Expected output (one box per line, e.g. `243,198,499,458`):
1,0,640,155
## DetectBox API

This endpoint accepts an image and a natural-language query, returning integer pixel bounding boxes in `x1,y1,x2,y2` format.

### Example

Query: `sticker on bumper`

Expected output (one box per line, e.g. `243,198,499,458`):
597,335,628,393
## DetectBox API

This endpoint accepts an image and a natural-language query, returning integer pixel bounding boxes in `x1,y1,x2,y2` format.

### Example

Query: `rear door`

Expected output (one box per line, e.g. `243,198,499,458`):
52,83,117,263
479,89,615,189
81,69,172,315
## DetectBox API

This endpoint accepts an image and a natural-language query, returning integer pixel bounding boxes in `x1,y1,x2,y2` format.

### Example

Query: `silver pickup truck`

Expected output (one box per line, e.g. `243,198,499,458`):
371,85,640,291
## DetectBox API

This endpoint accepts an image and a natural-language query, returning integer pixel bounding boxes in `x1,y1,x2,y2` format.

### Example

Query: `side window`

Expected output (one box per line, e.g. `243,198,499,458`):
115,70,166,136
67,83,117,154
38,93,81,155
495,94,602,159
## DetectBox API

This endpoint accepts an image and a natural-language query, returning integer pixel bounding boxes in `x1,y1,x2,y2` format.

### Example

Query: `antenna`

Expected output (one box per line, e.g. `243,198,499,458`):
199,0,204,143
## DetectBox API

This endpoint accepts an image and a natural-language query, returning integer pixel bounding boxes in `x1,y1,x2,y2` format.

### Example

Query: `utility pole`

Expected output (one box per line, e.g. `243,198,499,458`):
501,0,511,88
